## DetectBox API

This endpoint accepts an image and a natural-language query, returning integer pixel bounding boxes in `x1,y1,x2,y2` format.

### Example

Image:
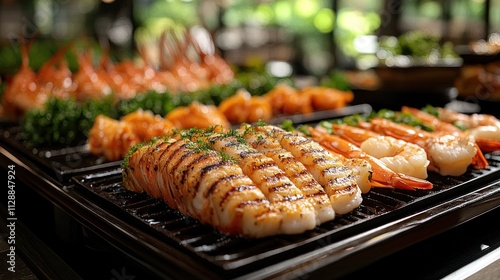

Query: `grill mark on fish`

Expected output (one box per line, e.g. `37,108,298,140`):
216,177,256,206
178,152,208,187
194,161,233,196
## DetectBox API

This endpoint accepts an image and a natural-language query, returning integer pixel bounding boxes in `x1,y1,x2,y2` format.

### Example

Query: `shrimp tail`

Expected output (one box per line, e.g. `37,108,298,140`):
475,138,500,153
472,143,489,169
388,172,433,190
366,155,433,190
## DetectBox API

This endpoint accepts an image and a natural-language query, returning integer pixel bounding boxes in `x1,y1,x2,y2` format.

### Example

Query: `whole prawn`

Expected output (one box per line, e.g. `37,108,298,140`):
404,106,500,153
329,123,430,179
309,127,433,190
367,118,488,176
2,36,47,117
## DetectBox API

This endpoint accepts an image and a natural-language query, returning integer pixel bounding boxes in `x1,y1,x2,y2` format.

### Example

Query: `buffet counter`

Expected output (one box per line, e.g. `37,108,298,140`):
1,113,500,279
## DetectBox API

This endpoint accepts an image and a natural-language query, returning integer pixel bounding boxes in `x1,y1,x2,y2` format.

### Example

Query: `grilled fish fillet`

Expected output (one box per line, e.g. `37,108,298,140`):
239,125,335,224
123,124,362,237
123,137,282,238
173,129,318,234
255,125,362,215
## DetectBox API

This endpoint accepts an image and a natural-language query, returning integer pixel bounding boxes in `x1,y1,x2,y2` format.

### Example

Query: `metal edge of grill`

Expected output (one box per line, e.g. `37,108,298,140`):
70,151,500,277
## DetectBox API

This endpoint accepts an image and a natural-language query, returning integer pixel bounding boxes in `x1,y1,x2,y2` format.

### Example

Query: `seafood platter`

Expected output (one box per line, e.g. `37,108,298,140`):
1,31,500,279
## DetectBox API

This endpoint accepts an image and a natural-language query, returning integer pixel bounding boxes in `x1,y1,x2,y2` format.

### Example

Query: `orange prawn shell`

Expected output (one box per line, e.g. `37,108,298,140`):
302,86,354,111
88,115,141,161
166,101,231,129
122,109,174,140
218,89,272,124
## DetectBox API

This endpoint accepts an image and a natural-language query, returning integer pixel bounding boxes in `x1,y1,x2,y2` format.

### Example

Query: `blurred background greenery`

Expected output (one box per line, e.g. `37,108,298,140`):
0,0,497,78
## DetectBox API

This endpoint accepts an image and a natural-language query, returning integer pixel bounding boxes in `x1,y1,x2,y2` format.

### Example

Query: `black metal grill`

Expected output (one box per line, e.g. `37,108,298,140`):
72,151,500,277
2,107,500,279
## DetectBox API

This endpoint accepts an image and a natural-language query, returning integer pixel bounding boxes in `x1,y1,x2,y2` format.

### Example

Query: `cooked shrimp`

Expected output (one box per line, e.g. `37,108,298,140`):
301,86,354,111
2,37,48,117
405,106,500,153
136,44,181,93
166,101,231,129
97,51,138,100
361,136,429,179
72,50,112,101
256,125,362,215
240,125,335,224
159,30,209,92
187,28,235,85
218,89,272,124
329,123,429,179
369,118,486,176
88,115,141,161
36,42,75,99
310,127,433,190
438,107,500,129
175,128,317,234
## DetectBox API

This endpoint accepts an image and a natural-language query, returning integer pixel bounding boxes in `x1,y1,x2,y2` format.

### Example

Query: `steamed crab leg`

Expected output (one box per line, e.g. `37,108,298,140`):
309,127,433,190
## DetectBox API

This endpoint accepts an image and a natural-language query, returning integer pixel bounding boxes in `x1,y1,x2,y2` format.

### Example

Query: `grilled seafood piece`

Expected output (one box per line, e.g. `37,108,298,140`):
88,110,173,161
88,115,141,161
309,127,433,190
2,37,48,117
122,137,282,238
240,125,335,224
173,128,318,234
254,125,362,215
329,123,430,179
166,101,231,130
218,89,272,124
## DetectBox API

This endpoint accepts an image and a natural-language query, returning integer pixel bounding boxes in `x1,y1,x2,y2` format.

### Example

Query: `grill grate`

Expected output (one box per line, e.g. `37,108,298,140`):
73,151,500,275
